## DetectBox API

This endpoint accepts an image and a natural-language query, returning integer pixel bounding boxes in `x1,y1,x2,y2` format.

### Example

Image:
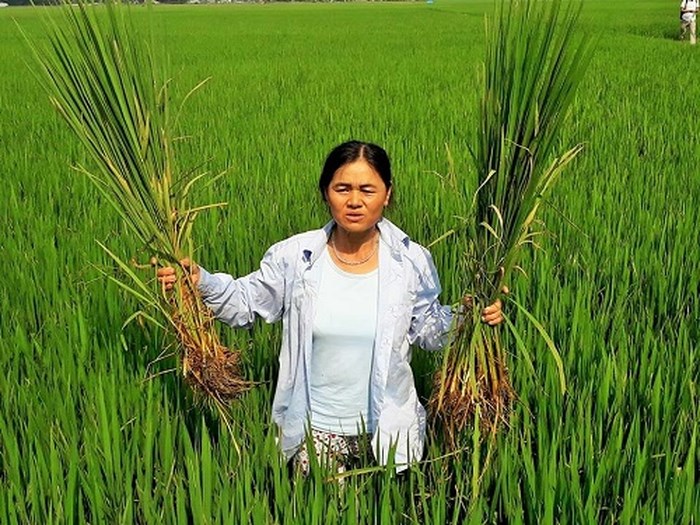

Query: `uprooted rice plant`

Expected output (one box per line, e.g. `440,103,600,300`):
25,0,253,414
1,0,698,522
430,0,591,447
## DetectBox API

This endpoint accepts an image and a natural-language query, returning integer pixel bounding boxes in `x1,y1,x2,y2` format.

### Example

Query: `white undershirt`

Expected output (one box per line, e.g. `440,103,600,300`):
309,247,379,435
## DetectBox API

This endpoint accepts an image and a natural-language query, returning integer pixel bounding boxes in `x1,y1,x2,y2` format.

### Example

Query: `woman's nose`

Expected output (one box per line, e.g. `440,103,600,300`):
348,191,362,207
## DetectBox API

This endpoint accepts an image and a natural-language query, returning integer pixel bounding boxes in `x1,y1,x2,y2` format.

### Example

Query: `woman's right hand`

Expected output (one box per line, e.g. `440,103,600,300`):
156,258,200,292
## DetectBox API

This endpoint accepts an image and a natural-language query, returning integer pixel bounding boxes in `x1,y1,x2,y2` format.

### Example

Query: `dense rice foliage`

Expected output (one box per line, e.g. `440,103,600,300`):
1,1,698,522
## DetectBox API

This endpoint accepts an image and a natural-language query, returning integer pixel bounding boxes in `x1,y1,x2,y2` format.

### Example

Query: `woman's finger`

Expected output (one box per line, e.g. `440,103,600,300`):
482,308,503,322
482,309,500,320
482,298,502,314
156,266,175,277
157,272,174,283
484,314,503,326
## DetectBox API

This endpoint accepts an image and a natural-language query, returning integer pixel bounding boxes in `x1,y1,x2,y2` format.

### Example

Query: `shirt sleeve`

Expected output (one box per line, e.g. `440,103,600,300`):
406,246,454,351
196,245,286,328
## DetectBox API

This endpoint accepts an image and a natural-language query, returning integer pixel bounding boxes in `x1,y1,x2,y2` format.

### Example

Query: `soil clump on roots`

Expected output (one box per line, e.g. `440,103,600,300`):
172,284,254,405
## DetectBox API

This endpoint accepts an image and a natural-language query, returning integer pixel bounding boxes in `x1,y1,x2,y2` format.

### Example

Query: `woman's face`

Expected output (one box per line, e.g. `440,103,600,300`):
325,159,391,236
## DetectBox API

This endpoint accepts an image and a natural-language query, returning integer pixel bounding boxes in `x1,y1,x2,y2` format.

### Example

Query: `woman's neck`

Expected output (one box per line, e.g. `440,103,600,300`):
328,225,380,272
332,225,378,253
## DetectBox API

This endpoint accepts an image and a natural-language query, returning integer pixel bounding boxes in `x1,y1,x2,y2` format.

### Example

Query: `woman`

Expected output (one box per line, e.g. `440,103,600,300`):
158,140,503,474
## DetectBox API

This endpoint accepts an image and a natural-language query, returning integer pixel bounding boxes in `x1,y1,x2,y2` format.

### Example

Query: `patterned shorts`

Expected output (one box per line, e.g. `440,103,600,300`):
292,428,370,476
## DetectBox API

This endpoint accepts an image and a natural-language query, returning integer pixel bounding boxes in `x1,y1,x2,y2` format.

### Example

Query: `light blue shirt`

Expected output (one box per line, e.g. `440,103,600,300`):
197,218,453,469
309,248,378,435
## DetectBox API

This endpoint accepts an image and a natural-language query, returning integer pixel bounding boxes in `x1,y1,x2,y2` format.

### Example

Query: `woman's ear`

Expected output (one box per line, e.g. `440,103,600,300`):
384,187,392,206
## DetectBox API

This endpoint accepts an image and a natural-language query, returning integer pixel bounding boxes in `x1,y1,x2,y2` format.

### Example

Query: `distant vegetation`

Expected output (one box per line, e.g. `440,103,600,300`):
7,0,414,5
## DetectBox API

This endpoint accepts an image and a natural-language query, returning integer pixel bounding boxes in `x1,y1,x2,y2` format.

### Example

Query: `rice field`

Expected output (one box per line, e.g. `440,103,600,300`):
1,0,699,523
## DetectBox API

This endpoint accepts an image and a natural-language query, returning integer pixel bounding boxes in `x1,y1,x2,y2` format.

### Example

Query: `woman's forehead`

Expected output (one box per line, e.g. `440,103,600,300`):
332,160,382,183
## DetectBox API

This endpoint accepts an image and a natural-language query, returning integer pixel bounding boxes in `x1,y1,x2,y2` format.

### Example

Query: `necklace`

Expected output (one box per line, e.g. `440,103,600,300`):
330,231,379,266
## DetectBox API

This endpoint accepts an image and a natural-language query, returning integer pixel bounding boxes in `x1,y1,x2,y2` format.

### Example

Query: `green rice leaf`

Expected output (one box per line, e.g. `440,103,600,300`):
508,296,567,395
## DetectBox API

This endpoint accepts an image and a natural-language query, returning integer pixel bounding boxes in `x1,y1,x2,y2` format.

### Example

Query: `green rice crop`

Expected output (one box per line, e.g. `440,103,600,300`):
1,1,698,523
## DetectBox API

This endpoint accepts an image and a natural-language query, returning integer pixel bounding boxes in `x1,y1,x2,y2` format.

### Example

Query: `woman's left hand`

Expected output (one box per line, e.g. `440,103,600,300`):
480,286,509,326
481,299,504,326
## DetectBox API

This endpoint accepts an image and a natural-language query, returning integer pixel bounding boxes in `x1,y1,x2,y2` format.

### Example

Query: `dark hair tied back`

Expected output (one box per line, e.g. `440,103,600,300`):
318,140,392,201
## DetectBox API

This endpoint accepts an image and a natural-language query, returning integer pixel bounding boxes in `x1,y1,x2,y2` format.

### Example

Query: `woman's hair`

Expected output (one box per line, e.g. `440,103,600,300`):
318,140,392,200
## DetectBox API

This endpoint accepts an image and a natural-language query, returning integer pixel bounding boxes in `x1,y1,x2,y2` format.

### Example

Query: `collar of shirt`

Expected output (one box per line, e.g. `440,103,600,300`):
300,217,411,267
